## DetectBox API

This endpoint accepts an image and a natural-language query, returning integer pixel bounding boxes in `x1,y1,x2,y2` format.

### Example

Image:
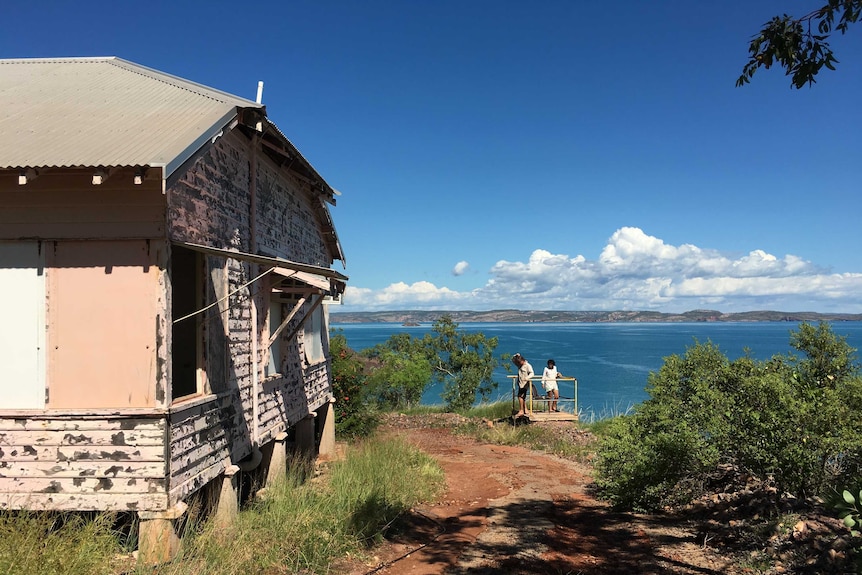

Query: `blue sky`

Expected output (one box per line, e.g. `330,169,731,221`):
6,1,861,313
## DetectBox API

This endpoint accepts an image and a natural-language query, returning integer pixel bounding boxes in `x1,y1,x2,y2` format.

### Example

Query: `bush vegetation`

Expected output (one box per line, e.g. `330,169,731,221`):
593,322,862,512
330,329,380,439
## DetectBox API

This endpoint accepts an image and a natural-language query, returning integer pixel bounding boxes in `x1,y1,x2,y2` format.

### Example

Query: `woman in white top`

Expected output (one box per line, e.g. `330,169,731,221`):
542,359,560,412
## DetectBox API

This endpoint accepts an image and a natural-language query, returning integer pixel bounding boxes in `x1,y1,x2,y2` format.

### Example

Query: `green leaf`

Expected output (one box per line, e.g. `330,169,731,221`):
844,514,856,528
843,490,856,505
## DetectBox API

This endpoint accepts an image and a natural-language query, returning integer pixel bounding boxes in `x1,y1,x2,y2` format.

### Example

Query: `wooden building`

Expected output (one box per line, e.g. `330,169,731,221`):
0,57,348,560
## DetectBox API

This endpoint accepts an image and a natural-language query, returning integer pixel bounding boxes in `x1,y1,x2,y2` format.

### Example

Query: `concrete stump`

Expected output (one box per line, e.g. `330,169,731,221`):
213,464,241,530
318,398,336,460
138,502,187,565
265,432,289,486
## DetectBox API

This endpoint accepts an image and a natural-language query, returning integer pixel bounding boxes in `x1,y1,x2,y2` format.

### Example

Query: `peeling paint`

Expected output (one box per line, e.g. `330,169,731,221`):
155,314,166,404
99,450,131,461
111,432,127,446
64,434,91,445
95,478,113,491
41,481,62,493
104,466,123,477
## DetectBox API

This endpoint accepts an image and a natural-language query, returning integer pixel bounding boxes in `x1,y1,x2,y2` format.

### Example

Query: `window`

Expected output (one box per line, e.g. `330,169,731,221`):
171,245,204,400
266,299,283,377
303,303,325,364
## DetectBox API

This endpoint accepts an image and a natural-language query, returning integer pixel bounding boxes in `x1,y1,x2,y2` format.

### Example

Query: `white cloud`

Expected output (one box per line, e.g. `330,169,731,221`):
452,261,470,276
343,281,468,309
340,228,862,313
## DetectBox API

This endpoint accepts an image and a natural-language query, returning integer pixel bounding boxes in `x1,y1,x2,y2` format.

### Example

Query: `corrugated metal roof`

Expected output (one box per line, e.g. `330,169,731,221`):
0,57,262,175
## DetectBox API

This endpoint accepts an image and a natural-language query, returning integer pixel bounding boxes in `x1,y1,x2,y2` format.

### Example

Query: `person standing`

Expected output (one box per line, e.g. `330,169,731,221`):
542,359,560,412
512,353,534,417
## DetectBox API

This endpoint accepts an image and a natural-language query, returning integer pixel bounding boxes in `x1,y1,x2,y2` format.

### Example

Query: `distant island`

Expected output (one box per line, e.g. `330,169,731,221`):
330,309,862,324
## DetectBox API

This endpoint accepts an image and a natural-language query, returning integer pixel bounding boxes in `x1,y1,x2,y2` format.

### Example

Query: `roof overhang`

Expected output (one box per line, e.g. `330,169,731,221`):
175,241,347,296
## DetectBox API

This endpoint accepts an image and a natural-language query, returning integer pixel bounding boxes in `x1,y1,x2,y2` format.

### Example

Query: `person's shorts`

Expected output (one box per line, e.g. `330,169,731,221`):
544,381,559,392
517,385,528,399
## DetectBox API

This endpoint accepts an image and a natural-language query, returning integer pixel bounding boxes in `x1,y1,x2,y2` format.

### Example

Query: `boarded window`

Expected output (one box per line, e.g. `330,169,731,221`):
0,241,46,409
46,240,158,409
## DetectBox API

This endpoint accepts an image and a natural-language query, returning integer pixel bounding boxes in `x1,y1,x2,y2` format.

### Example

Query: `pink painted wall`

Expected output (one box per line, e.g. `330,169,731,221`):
46,240,161,409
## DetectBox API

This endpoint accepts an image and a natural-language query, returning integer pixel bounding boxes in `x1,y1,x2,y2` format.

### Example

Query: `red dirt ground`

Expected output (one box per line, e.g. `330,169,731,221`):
338,417,746,575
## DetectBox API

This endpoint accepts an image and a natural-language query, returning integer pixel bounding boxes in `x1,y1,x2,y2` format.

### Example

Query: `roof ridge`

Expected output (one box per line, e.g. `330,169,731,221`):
0,56,261,108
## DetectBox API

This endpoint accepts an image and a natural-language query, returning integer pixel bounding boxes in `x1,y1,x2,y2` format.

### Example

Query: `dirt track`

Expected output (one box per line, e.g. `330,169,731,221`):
342,420,738,575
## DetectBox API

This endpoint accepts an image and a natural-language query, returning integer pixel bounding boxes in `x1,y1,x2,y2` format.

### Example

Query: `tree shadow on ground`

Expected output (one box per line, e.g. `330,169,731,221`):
380,493,729,575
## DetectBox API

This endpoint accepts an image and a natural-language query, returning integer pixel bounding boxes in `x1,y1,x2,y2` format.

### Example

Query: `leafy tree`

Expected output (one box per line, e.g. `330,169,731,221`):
330,329,378,438
364,334,432,409
360,316,504,412
427,315,503,412
738,1,862,88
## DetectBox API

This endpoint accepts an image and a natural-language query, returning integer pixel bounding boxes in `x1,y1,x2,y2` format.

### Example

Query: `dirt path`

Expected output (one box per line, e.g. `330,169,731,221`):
343,422,737,575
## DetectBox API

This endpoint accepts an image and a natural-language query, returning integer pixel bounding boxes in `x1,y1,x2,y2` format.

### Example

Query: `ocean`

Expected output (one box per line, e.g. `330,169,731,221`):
331,321,862,419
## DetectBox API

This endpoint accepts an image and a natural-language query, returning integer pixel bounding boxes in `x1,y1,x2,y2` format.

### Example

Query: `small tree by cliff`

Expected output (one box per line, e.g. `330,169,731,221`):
362,315,504,412
428,315,503,412
365,333,433,410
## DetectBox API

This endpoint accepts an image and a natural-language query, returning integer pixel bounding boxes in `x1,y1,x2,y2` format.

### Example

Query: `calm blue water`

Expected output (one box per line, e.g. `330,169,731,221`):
332,321,862,418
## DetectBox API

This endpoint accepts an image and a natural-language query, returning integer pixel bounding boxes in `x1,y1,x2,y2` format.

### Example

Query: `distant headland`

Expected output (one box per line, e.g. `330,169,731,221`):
330,309,862,324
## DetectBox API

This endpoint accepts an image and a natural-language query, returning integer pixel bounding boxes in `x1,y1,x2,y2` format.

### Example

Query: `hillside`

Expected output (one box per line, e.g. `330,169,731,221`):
330,309,862,324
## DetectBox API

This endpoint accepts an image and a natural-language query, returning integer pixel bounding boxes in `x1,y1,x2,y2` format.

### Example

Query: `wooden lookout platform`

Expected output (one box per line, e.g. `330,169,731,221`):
509,376,579,422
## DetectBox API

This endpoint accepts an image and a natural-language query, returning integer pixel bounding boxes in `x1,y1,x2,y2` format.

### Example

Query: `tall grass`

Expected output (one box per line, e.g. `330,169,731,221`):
577,401,635,424
147,435,444,574
461,421,594,461
0,511,123,575
396,401,515,419
0,436,444,575
462,401,515,420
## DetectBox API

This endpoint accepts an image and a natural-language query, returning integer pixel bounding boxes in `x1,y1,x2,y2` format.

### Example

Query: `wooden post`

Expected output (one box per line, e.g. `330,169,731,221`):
295,412,317,456
137,502,187,565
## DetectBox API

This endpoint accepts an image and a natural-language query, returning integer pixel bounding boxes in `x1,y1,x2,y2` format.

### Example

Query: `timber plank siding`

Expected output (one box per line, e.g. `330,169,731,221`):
0,416,168,511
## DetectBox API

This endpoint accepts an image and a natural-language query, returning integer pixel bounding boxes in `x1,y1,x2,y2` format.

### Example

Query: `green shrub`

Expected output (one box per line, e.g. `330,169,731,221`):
593,322,862,511
330,330,379,438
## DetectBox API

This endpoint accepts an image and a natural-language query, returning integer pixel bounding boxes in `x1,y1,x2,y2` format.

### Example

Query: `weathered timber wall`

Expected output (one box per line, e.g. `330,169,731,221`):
165,129,336,496
255,153,330,266
167,393,247,504
0,415,168,511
